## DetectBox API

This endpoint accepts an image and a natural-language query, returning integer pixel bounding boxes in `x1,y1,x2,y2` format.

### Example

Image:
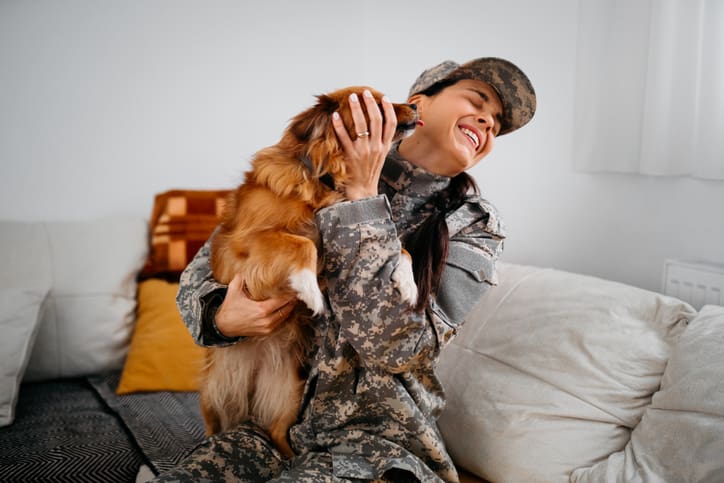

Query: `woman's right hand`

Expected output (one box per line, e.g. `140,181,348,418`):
332,89,397,201
214,274,295,337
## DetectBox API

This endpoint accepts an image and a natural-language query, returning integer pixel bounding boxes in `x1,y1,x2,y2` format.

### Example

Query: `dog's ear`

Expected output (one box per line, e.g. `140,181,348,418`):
289,94,339,142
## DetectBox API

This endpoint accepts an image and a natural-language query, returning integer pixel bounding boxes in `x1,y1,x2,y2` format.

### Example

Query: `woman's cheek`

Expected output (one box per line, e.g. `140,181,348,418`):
481,130,496,157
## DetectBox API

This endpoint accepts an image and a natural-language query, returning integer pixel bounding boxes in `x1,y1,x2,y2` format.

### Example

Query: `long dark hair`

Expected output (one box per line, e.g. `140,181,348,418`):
405,78,480,312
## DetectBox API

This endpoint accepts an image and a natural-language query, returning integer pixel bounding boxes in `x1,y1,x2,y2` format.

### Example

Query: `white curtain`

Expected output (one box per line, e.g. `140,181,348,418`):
573,0,724,180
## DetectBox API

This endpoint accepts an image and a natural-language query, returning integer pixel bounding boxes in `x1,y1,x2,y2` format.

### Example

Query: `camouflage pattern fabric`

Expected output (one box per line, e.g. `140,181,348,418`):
153,422,285,482
163,143,505,482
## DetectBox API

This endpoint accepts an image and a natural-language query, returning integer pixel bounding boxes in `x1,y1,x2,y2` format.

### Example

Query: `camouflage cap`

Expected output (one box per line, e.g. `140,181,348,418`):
408,57,536,136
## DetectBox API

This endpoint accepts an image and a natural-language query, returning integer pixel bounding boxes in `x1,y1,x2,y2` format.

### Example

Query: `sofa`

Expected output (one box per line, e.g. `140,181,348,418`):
1,191,723,483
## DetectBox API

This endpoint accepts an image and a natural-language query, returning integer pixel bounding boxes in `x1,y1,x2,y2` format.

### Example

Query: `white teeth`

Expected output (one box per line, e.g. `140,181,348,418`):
460,127,479,149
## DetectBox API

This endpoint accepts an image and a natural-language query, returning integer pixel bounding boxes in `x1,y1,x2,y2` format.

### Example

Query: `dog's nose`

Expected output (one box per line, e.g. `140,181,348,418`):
409,103,417,111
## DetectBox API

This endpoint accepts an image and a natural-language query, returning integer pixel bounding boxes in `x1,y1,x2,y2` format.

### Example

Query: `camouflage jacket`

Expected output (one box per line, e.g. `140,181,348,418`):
176,144,505,482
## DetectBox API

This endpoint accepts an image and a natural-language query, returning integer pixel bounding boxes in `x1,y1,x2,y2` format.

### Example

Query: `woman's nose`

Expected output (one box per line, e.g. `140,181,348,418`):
477,112,495,132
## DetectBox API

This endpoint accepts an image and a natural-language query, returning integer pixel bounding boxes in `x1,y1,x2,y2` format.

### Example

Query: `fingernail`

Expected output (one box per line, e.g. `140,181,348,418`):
363,89,373,98
350,93,359,103
332,112,340,120
382,95,390,103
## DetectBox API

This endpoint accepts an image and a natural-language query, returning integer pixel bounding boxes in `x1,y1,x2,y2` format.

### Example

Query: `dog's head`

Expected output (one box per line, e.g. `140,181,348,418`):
283,86,418,186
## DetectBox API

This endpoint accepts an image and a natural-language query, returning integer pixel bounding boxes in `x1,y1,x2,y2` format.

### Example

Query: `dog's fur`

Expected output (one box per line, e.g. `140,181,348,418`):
202,87,419,458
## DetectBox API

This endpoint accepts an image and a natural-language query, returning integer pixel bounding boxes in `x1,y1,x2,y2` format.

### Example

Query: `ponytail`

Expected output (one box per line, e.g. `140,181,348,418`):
405,172,478,311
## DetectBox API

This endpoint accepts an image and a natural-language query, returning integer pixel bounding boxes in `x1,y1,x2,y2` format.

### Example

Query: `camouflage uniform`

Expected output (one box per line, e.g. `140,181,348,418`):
155,144,505,483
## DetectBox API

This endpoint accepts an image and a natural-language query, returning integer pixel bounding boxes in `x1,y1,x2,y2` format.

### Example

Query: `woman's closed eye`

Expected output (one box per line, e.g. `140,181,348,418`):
467,96,483,110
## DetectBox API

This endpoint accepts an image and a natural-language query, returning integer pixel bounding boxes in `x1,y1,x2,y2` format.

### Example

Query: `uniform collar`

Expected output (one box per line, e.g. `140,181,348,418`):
381,142,451,197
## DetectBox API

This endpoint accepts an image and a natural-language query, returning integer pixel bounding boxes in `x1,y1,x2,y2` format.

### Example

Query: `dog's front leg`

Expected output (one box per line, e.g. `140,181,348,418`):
392,249,418,307
243,231,325,315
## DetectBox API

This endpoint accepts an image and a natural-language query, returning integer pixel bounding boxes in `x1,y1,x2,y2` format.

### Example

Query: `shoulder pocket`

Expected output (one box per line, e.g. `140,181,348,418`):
445,241,498,285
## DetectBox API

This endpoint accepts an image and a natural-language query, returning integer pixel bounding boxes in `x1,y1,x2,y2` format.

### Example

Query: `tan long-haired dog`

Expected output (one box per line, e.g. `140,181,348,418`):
203,86,419,458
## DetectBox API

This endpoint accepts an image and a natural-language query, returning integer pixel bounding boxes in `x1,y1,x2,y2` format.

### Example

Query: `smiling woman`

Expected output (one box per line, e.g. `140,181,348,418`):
402,79,503,176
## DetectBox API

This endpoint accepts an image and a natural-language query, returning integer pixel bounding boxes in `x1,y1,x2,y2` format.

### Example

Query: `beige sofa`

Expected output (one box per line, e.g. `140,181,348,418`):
439,263,724,483
2,216,723,482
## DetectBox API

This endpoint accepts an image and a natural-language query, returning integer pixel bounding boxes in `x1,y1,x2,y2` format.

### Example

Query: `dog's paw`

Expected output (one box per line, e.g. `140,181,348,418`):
392,254,418,307
289,269,325,316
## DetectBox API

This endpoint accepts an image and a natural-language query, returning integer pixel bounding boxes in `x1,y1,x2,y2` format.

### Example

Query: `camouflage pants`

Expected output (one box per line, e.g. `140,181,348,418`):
151,422,399,483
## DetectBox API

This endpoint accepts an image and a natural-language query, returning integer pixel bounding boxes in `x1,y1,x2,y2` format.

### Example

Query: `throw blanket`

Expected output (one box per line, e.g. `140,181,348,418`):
0,378,145,482
89,373,206,476
0,374,205,482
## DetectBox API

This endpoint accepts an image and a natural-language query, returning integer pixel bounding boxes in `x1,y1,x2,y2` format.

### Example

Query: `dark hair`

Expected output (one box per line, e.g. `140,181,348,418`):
405,173,478,312
412,77,461,99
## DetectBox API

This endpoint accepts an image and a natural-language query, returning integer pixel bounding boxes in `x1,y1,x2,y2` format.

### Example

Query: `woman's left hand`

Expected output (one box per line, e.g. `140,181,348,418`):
332,89,397,201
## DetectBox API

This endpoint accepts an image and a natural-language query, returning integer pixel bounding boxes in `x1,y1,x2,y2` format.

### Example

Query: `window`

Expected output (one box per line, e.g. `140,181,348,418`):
573,0,724,180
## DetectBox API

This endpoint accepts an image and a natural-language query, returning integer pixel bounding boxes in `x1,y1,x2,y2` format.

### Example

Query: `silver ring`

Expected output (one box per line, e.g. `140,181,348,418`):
357,131,370,138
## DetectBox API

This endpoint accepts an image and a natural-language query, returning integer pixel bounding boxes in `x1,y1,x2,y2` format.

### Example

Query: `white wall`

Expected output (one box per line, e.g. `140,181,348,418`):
1,0,722,293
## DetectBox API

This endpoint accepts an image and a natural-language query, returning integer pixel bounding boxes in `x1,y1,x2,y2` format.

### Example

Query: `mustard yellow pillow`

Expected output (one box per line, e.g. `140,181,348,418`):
117,279,205,394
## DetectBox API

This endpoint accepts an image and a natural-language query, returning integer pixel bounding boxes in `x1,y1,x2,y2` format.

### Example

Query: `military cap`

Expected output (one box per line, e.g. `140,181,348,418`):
408,57,536,135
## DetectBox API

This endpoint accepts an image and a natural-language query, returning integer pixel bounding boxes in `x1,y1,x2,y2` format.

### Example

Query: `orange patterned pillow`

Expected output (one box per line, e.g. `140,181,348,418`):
140,189,230,281
117,279,205,394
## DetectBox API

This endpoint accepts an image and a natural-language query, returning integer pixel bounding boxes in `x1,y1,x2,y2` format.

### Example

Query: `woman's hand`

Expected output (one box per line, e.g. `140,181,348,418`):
332,89,397,201
214,274,295,337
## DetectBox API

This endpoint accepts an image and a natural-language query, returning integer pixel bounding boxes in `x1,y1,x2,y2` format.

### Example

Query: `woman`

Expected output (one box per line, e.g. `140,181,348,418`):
154,57,535,482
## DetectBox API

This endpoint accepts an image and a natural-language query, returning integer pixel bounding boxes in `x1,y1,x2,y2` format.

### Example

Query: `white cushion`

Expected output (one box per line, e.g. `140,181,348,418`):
0,222,52,291
0,288,48,426
571,304,724,483
0,217,147,381
437,262,696,483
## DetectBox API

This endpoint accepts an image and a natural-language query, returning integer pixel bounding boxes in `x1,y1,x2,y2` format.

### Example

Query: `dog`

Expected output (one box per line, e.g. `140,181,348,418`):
202,86,419,458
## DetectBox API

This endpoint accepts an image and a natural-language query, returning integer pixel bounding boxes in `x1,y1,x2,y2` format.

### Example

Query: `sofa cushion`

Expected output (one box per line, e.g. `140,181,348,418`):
0,288,48,427
0,222,53,292
437,262,696,483
571,304,724,483
117,279,204,394
0,218,147,381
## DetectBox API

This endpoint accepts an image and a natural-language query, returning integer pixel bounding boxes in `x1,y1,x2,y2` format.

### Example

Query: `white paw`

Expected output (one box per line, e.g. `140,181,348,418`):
289,269,325,316
392,255,418,307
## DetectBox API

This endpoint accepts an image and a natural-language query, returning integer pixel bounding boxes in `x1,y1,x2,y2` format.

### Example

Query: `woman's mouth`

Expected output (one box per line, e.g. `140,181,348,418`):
459,125,481,151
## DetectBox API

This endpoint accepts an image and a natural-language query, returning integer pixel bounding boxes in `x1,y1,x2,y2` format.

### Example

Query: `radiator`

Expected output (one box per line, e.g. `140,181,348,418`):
663,260,724,309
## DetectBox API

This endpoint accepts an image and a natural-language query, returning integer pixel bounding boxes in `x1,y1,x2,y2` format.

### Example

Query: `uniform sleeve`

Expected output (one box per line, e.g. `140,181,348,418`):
434,198,505,330
317,195,505,373
314,196,460,372
176,235,242,347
